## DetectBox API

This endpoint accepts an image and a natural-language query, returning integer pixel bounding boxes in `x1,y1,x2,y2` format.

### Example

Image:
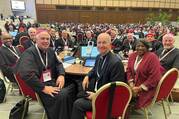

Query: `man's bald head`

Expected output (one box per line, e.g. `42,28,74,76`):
97,33,111,44
97,33,111,55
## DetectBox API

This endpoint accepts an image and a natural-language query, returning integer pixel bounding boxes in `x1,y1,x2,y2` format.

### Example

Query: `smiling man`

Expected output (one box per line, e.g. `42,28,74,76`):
0,33,21,83
156,33,179,72
71,33,125,119
16,30,76,119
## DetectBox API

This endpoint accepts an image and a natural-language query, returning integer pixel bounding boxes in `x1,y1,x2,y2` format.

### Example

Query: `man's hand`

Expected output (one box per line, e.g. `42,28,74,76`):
82,76,89,90
86,91,95,100
42,86,60,97
56,75,65,89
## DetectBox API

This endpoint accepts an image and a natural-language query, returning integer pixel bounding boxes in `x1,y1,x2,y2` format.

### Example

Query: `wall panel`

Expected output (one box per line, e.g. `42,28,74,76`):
36,4,179,24
36,0,179,9
66,0,74,5
87,0,94,6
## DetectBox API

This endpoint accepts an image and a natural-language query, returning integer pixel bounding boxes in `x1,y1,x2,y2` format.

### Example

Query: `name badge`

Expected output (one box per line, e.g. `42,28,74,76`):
64,45,69,50
149,48,152,51
42,69,52,82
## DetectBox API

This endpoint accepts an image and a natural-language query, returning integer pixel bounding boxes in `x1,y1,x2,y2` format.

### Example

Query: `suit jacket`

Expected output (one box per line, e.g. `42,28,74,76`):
54,37,74,51
127,52,161,109
87,51,125,91
0,45,21,82
156,47,179,71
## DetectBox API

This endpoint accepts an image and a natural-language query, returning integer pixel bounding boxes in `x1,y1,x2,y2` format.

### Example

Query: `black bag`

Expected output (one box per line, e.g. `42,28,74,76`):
0,79,6,103
9,96,31,119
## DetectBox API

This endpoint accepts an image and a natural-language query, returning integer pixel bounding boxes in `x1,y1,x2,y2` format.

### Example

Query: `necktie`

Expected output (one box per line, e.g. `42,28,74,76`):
98,56,104,75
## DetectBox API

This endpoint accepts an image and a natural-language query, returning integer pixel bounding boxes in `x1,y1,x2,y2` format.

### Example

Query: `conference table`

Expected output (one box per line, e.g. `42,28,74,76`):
58,51,128,75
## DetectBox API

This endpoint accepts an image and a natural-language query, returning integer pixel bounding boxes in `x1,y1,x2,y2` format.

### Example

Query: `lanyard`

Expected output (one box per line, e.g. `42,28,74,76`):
2,44,20,59
35,44,48,69
134,55,143,72
62,38,67,46
129,42,132,49
159,47,175,61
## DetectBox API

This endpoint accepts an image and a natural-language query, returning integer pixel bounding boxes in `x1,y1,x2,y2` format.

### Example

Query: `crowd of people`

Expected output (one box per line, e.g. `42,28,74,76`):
0,19,179,119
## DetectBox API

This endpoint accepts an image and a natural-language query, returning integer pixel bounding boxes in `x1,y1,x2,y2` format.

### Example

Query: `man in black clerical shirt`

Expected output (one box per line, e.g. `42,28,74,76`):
71,33,125,119
0,33,21,82
16,30,76,119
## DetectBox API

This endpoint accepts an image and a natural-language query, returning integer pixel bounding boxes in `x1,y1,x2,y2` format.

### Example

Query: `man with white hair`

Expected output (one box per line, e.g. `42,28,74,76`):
16,30,76,119
23,27,37,49
156,33,179,72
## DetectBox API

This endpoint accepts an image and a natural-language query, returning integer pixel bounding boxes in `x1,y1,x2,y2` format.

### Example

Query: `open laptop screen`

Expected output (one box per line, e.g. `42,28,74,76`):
84,59,96,67
81,46,99,58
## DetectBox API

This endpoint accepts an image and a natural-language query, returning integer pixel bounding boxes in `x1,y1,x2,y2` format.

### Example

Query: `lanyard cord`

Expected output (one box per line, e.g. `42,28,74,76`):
35,44,48,69
2,44,20,59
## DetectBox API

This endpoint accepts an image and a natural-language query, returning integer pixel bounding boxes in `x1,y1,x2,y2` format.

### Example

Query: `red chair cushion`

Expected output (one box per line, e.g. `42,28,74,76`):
15,73,37,100
86,111,92,119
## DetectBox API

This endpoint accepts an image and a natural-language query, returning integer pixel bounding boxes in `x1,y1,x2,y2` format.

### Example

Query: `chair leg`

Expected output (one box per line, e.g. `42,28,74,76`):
166,99,171,115
161,100,168,119
169,93,174,103
143,108,149,119
42,110,46,119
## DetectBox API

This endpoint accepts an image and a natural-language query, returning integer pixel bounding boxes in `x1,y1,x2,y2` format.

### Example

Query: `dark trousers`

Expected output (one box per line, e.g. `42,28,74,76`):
71,98,92,119
39,82,77,119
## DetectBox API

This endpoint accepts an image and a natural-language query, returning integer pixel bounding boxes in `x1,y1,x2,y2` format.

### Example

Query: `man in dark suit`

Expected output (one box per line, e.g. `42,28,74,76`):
71,33,125,119
0,33,21,82
54,30,74,52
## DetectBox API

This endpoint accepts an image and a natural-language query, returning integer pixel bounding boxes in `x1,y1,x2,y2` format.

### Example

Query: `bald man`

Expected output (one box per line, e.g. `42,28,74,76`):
71,33,125,119
156,33,179,72
0,33,21,82
16,31,76,119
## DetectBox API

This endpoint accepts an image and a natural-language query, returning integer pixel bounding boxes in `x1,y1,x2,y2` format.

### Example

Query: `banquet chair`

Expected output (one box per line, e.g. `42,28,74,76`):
86,81,132,119
19,36,29,48
14,73,36,100
143,68,179,119
16,45,25,53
